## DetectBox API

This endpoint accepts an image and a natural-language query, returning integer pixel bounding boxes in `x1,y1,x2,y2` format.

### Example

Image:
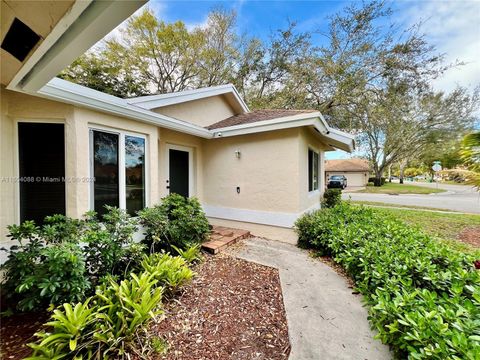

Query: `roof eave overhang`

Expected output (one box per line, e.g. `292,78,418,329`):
7,0,146,93
37,78,213,138
210,112,355,152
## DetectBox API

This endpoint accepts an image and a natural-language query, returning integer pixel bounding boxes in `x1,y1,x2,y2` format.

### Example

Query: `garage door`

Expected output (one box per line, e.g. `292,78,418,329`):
345,173,366,187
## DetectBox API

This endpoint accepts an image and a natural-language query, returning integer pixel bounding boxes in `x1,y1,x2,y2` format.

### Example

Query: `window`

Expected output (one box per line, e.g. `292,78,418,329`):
308,149,319,192
91,129,146,216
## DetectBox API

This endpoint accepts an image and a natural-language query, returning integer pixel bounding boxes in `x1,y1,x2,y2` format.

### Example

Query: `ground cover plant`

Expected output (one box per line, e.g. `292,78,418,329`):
359,182,445,195
25,251,194,359
295,203,480,359
1,194,210,358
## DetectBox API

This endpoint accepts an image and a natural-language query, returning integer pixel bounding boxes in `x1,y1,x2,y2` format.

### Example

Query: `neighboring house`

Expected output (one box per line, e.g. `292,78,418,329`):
325,159,370,187
0,0,354,249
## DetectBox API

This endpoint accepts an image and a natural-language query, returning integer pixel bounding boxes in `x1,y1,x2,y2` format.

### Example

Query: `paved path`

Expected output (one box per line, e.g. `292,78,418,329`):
227,238,391,360
343,182,480,213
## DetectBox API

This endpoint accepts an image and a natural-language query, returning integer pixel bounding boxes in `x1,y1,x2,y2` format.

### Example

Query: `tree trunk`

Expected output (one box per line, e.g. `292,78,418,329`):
374,170,383,187
399,160,407,184
388,165,392,183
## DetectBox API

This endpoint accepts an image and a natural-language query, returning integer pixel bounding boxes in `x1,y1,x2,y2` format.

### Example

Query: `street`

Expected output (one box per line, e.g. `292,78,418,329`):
342,182,480,214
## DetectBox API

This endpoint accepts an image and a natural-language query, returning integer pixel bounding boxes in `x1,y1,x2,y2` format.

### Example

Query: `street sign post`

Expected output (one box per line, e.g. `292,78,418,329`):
432,162,442,188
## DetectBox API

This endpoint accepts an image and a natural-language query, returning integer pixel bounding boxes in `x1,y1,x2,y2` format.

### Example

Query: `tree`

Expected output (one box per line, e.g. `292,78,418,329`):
460,132,480,188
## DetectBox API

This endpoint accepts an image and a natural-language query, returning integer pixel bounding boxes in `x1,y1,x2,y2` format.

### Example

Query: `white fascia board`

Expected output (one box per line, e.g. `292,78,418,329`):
128,84,250,113
7,0,93,91
211,112,354,152
326,128,356,152
38,78,213,138
210,112,327,137
12,0,147,93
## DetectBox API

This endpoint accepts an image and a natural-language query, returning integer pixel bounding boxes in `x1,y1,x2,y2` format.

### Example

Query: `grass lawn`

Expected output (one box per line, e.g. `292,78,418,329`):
366,206,480,253
351,200,458,212
358,182,445,194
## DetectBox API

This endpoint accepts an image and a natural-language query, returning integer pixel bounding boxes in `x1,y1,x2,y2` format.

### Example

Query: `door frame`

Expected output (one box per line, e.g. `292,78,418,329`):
165,143,194,197
14,118,67,224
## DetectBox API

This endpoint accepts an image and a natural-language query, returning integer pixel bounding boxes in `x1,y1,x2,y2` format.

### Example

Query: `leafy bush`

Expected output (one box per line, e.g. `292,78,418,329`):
82,207,139,284
322,188,342,208
138,194,209,253
1,221,90,311
26,252,194,359
1,206,140,311
16,242,91,311
368,176,386,186
295,203,480,359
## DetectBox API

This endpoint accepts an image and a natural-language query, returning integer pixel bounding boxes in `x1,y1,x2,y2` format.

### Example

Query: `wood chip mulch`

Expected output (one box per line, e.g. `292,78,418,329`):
152,254,291,360
0,311,47,359
457,226,480,248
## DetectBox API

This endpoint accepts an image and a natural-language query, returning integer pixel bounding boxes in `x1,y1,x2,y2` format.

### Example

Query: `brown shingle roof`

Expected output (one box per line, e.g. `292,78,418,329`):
206,109,317,130
325,159,370,172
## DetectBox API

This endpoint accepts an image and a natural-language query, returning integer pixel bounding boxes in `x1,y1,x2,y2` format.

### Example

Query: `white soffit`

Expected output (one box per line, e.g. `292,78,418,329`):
9,0,147,93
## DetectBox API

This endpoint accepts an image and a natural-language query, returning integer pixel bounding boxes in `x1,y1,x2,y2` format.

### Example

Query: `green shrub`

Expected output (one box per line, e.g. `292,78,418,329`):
82,207,139,285
322,188,342,208
26,251,194,359
16,242,90,311
1,206,141,311
295,203,480,359
138,194,209,253
368,176,386,186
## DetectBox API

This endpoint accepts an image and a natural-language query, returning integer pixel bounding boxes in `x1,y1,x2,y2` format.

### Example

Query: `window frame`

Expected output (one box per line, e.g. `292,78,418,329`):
308,147,320,193
89,125,148,214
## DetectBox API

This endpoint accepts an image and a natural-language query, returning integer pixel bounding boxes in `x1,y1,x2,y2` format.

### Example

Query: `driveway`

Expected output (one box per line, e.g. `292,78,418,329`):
343,182,480,213
227,238,391,360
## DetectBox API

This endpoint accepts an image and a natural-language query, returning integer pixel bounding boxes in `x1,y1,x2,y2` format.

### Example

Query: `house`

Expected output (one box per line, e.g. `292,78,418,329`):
0,0,354,250
325,159,370,187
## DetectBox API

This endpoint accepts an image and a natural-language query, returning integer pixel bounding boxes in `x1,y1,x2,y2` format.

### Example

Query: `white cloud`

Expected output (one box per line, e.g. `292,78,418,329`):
400,0,480,93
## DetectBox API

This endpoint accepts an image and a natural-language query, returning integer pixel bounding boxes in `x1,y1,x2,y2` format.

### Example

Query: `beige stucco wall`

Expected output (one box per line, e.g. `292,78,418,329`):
153,95,235,128
0,87,160,240
202,128,301,214
0,87,74,240
1,87,331,244
298,127,328,212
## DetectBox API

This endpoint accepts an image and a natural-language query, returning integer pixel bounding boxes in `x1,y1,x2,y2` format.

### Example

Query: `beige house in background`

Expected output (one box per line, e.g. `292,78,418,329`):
325,159,370,187
0,0,354,252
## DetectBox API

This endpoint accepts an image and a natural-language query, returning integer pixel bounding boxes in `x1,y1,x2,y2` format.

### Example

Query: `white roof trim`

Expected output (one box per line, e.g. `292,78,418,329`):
37,78,213,138
210,112,355,152
127,84,250,113
9,0,146,93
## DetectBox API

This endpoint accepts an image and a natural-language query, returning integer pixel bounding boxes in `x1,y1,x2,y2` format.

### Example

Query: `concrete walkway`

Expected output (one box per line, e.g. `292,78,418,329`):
227,238,391,360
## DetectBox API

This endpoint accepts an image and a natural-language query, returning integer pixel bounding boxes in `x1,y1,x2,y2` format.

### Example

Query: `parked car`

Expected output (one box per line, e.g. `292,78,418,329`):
327,175,347,189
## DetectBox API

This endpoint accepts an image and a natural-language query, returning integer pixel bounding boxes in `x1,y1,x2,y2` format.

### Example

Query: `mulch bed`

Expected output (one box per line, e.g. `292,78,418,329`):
0,312,47,359
457,226,480,248
153,254,290,360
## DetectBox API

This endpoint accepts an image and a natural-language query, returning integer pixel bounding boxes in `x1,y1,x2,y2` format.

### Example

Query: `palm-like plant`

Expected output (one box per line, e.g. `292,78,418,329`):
460,132,480,188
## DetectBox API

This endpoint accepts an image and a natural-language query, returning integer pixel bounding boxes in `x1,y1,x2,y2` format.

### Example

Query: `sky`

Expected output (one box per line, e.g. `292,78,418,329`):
107,0,480,160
